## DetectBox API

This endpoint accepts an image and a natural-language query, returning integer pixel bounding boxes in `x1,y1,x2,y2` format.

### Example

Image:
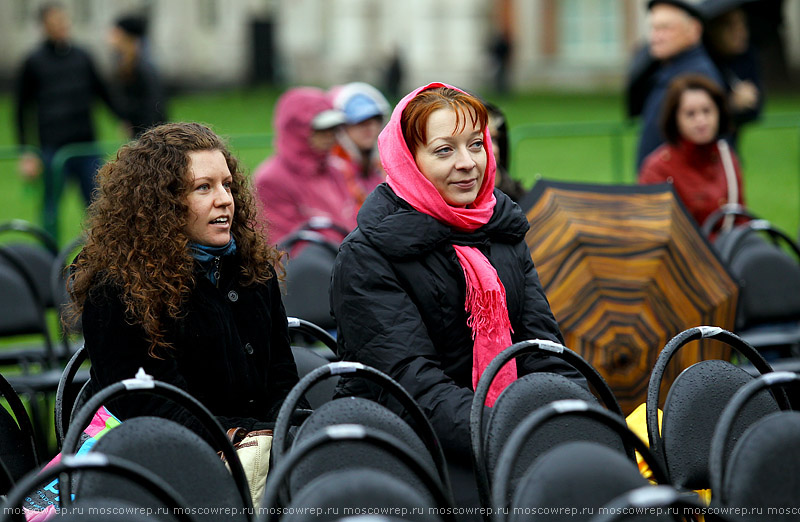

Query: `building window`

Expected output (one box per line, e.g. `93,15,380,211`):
559,0,623,66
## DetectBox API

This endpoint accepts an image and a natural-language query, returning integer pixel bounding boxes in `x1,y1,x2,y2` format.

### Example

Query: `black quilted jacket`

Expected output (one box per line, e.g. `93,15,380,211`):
330,183,585,459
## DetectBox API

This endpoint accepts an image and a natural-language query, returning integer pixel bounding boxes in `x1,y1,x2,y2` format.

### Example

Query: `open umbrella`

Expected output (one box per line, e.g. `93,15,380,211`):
521,180,739,413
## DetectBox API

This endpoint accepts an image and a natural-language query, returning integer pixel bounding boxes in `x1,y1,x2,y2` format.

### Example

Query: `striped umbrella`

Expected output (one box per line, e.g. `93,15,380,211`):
521,180,739,414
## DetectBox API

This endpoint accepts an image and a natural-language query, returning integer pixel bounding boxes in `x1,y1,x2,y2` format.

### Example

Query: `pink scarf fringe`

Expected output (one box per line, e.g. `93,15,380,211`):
455,246,516,406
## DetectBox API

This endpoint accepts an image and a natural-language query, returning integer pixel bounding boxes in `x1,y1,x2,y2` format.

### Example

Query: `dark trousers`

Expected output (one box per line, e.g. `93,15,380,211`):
40,145,102,239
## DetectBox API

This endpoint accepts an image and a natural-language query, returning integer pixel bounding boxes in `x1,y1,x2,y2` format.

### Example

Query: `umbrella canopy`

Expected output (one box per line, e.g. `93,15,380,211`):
521,180,739,413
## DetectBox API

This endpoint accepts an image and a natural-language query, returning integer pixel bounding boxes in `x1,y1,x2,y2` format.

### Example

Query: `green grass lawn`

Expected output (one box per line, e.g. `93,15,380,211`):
2,86,799,244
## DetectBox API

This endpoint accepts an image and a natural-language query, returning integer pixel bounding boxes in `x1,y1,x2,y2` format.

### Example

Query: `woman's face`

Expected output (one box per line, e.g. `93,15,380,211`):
413,108,487,207
677,89,719,145
184,150,235,247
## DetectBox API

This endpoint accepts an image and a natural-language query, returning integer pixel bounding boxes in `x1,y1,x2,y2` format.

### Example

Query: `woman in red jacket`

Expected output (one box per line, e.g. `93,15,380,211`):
639,73,745,232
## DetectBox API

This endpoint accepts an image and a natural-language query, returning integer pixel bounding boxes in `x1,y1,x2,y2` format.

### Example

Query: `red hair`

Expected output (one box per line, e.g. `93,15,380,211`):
401,87,488,157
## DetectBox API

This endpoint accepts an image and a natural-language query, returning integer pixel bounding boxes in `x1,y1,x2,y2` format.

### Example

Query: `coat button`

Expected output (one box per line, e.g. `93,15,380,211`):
228,290,239,302
244,342,253,354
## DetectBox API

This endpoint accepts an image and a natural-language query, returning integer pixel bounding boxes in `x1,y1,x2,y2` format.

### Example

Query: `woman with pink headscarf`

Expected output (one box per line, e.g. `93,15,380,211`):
330,82,584,507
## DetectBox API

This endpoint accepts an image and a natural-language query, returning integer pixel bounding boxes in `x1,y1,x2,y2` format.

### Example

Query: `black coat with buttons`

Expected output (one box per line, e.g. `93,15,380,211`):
83,255,303,443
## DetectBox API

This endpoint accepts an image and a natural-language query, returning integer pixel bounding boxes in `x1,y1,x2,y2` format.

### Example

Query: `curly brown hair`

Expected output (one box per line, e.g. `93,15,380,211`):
67,122,281,356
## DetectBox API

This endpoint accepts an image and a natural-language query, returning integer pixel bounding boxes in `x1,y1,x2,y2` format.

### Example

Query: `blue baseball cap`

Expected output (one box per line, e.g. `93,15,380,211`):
342,93,385,125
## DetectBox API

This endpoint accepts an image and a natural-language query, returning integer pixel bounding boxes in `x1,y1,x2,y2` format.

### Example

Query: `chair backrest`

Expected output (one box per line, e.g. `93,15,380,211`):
257,424,455,522
0,220,59,254
290,346,337,409
0,453,193,522
288,317,339,408
0,220,58,315
280,234,340,330
0,243,56,309
61,372,252,512
288,397,438,498
710,371,800,514
471,339,624,509
283,468,444,522
646,326,789,491
484,373,625,505
715,220,800,331
287,316,337,355
50,235,86,339
80,416,248,521
0,371,39,494
272,361,450,498
0,251,55,363
54,344,90,447
701,203,756,239
509,442,650,522
491,401,668,522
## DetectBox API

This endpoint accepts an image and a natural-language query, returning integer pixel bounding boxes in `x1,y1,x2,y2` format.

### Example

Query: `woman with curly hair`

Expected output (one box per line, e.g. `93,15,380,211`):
68,121,304,439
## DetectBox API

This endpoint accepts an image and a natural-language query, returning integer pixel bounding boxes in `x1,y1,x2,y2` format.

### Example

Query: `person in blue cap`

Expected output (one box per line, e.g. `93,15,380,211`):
330,82,391,209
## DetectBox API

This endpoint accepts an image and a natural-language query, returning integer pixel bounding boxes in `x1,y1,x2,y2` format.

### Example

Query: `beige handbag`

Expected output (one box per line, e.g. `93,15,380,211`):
221,427,274,507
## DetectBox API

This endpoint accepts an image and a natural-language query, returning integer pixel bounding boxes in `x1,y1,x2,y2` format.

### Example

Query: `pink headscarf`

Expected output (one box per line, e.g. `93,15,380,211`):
378,82,515,406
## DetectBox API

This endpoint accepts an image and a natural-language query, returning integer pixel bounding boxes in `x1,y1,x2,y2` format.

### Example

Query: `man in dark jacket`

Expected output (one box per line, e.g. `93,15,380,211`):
634,0,724,170
15,3,122,237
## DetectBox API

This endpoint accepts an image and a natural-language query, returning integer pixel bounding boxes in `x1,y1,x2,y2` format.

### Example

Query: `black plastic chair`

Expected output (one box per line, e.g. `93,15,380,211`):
0,246,58,368
280,230,341,331
646,326,790,492
0,453,194,522
470,339,625,510
0,251,65,455
272,361,451,501
81,417,249,521
61,372,252,516
0,220,59,308
0,221,64,361
0,370,39,494
492,400,669,522
258,424,453,522
709,371,800,519
715,220,800,356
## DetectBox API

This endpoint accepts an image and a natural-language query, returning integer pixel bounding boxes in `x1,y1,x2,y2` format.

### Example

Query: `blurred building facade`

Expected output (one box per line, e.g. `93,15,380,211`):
1,0,798,93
